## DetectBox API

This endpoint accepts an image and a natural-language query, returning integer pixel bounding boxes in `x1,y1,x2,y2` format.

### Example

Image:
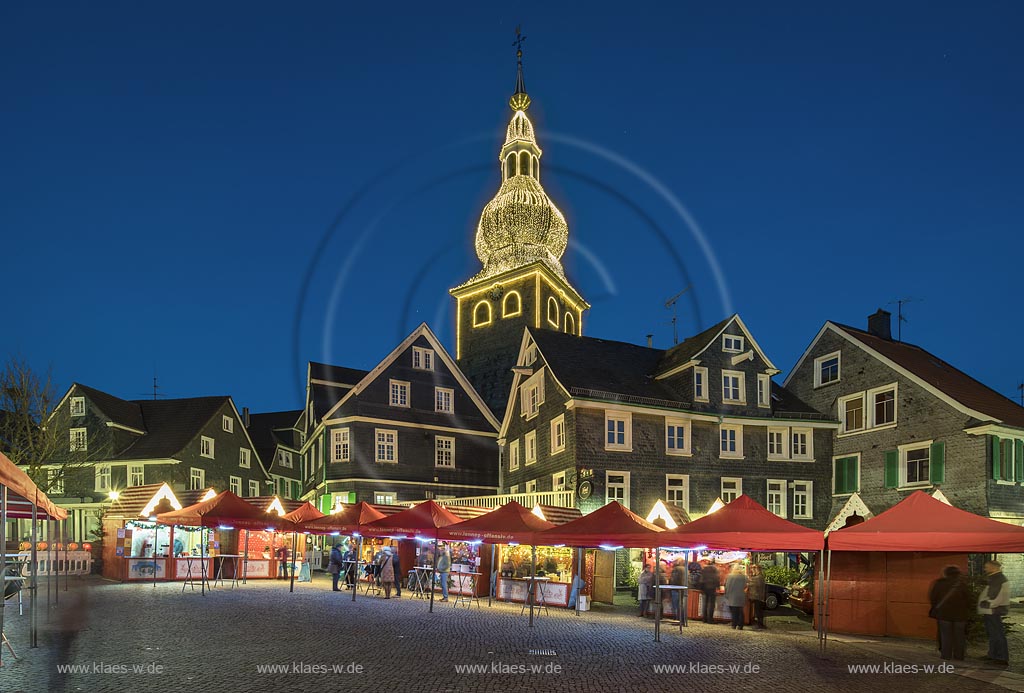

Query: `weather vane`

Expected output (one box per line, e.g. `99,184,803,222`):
513,25,527,59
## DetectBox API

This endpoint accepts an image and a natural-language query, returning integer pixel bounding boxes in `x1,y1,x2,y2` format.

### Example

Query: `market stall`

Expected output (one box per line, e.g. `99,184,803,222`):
825,491,1024,639
296,502,389,601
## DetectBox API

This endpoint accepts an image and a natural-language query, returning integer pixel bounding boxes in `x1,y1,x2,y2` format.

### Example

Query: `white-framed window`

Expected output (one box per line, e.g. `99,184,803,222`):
757,374,770,408
222,415,233,433
522,342,538,366
868,383,898,428
721,477,742,503
70,396,86,417
721,370,745,404
839,393,865,434
248,480,260,497
412,346,434,370
375,429,398,463
509,484,520,495
550,415,566,454
766,479,787,518
666,474,689,512
998,438,1017,482
229,476,241,495
435,387,454,414
693,367,708,402
70,428,88,452
525,479,538,494
525,431,537,465
189,467,205,491
95,465,111,492
331,428,350,463
200,436,215,459
48,470,64,495
791,428,813,460
901,442,932,487
375,492,396,505
546,296,560,328
277,450,293,468
389,380,410,408
520,371,545,419
722,335,744,353
435,436,455,468
605,412,632,451
719,424,743,459
792,481,813,519
129,464,144,487
239,448,251,469
767,427,788,459
606,471,630,508
665,418,690,455
814,351,841,387
508,439,520,471
552,471,567,491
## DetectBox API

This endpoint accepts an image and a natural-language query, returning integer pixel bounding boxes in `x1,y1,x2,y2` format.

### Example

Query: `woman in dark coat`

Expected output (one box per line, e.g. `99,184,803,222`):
746,565,767,630
928,565,971,661
328,543,345,592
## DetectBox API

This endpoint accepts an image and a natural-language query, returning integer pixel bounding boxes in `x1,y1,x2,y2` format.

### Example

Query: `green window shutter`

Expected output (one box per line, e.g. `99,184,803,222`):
318,494,333,513
833,458,845,495
884,450,899,489
929,442,945,484
1015,440,1024,482
848,456,860,493
992,436,1001,480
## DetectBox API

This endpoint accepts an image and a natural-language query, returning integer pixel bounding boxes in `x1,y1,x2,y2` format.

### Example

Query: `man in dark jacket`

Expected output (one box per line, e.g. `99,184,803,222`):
328,543,345,592
700,561,720,624
928,565,971,661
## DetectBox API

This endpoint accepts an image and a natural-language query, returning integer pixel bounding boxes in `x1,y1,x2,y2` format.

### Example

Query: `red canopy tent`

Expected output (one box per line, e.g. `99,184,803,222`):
282,502,325,526
361,500,463,540
156,490,288,531
0,450,67,521
438,501,554,545
662,494,824,551
537,501,665,548
828,490,1024,552
295,502,386,535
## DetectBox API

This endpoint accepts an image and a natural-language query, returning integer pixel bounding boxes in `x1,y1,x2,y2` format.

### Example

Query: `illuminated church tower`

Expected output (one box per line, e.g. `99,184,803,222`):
451,37,589,412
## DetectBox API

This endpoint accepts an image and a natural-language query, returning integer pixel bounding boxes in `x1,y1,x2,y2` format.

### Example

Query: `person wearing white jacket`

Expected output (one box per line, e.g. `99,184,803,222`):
978,560,1012,665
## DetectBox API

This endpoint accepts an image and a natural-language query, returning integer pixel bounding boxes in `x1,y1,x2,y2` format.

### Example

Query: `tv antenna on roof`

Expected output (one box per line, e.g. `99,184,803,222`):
887,297,922,342
665,285,692,345
137,373,167,400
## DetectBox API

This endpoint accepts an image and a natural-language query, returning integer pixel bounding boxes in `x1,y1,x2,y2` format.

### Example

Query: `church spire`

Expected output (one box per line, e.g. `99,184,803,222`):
509,26,531,112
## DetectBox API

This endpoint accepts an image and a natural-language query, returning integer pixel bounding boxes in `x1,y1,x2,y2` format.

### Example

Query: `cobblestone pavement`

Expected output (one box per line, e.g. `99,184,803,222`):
0,576,1020,693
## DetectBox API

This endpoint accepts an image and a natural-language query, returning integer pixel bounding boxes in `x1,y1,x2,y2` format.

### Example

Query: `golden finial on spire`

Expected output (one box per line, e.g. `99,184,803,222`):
509,25,531,112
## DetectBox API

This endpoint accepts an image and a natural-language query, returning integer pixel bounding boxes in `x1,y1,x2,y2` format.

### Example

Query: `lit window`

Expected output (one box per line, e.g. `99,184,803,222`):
606,471,630,507
412,347,434,371
70,397,86,417
722,370,745,403
70,428,88,452
508,439,520,471
666,474,689,511
564,313,575,334
435,436,455,468
375,429,398,464
525,431,537,465
201,436,215,459
605,412,632,451
791,429,812,460
239,448,251,469
375,492,396,505
189,467,205,491
129,464,144,487
757,374,770,408
814,352,841,387
389,380,410,408
719,425,743,458
248,480,260,497
546,296,560,328
509,484,519,494
472,301,492,327
229,476,241,495
721,477,742,503
95,465,111,492
222,415,233,433
331,428,350,463
435,387,454,414
666,419,690,455
693,367,708,402
767,479,786,518
502,291,522,318
47,470,64,495
722,335,744,353
792,481,813,519
550,415,566,454
552,471,567,491
840,394,865,433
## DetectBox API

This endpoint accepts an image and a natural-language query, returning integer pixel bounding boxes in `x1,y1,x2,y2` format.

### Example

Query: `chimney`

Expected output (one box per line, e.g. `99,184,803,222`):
646,334,654,348
242,407,250,427
867,309,892,340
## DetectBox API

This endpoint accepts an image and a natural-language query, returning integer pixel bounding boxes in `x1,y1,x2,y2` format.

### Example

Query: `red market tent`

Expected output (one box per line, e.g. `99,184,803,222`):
156,490,289,531
827,490,1024,552
361,500,463,539
0,450,68,521
295,502,387,535
438,501,555,545
282,502,325,526
662,494,824,551
537,501,665,548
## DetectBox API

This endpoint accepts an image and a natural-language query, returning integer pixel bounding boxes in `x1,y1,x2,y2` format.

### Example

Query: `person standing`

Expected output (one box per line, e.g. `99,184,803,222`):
276,545,288,580
392,544,402,598
724,564,748,630
379,547,396,599
929,565,970,661
746,565,767,630
328,543,345,592
669,559,686,621
638,564,654,617
979,560,1011,666
436,545,452,602
700,561,720,624
342,544,356,590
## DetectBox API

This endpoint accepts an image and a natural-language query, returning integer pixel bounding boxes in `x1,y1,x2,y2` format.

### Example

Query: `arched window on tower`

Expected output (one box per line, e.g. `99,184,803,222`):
564,312,575,335
519,152,531,179
502,291,522,318
547,297,560,328
473,300,493,327
533,156,539,182
505,154,516,180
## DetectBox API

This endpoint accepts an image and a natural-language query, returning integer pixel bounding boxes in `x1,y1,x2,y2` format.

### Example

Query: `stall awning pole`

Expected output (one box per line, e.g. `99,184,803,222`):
201,527,206,597
46,519,52,619
30,502,38,648
822,549,832,653
488,544,495,608
0,485,7,666
63,518,69,592
574,547,584,617
528,544,537,628
428,538,439,613
55,519,61,605
654,547,662,643
242,530,249,585
289,531,297,593
352,535,362,603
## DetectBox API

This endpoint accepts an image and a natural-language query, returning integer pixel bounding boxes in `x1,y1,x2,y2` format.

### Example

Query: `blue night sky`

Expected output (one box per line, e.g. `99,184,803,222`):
3,2,1023,412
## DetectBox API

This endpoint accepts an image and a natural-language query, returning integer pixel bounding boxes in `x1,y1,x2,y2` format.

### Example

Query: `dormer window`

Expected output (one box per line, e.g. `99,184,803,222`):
722,335,744,353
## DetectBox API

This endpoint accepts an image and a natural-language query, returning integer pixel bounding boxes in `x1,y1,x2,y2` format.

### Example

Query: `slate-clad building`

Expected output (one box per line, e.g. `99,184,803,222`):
246,409,304,500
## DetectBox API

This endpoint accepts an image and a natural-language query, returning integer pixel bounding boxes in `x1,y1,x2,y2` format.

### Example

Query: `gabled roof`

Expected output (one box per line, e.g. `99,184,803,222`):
438,501,555,544
786,321,1024,429
247,410,302,465
115,396,232,460
308,362,369,424
309,362,370,386
74,384,146,432
656,315,778,378
664,494,823,551
538,501,665,548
